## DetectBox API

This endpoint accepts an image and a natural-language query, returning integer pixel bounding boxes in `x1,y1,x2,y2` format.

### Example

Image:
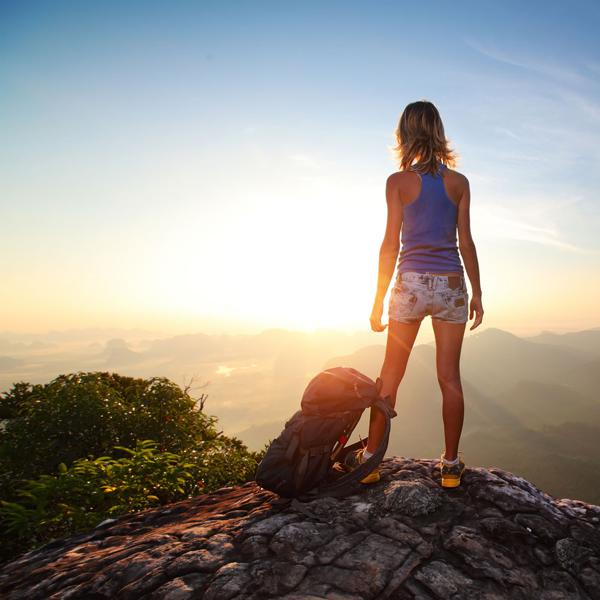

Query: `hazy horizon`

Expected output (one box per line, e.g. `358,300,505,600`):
2,324,600,502
2,321,600,344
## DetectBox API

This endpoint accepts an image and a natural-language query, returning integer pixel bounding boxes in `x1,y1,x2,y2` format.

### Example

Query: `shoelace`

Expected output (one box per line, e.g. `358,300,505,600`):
441,459,464,473
440,452,464,469
356,434,368,464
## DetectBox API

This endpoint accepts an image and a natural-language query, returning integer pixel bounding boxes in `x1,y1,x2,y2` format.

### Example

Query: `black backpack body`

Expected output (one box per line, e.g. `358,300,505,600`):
254,366,397,500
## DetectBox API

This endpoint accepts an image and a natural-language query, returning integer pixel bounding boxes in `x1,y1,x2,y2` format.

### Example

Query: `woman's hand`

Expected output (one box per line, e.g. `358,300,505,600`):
370,299,388,332
469,294,484,330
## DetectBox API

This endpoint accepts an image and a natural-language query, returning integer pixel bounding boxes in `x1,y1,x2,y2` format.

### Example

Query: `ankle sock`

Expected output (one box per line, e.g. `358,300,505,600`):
443,455,459,466
362,449,374,461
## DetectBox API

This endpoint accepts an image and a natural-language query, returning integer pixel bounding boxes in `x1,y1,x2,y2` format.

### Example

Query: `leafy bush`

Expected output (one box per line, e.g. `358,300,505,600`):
180,435,267,492
0,382,34,419
0,440,201,558
0,371,268,565
0,372,219,491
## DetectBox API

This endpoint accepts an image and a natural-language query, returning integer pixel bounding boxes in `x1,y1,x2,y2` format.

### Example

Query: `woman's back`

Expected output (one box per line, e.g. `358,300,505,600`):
396,162,464,275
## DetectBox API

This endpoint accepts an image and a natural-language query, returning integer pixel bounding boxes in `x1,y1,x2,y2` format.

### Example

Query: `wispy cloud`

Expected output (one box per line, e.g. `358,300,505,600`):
505,221,584,252
477,197,591,254
495,126,523,141
556,89,600,122
462,37,590,86
486,215,586,252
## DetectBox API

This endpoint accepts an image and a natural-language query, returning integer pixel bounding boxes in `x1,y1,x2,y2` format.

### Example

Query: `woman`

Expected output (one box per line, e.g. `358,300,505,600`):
345,100,484,488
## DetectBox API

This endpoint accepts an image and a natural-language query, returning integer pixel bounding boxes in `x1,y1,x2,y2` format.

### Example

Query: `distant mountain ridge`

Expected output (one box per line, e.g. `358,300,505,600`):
1,325,600,503
236,326,600,504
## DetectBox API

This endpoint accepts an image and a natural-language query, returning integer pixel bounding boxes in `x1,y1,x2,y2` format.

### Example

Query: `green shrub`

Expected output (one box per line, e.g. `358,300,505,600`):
0,382,35,419
181,435,267,492
0,371,268,565
0,439,201,558
0,372,219,491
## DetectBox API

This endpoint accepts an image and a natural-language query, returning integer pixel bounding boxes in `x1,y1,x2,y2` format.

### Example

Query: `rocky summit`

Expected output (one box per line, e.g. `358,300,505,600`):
1,457,600,599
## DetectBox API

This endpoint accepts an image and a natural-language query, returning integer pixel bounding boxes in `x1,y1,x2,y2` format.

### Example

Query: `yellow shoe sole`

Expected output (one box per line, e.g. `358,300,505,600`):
360,470,381,484
441,475,461,488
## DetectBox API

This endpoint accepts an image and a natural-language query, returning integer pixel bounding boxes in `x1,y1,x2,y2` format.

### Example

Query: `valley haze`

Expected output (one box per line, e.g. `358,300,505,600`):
1,324,599,504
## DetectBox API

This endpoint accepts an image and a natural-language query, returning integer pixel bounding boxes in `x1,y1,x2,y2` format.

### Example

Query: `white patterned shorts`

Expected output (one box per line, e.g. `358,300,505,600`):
388,271,469,324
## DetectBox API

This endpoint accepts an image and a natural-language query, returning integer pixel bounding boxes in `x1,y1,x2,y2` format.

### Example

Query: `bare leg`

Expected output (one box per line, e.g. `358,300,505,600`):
366,318,421,454
431,318,466,460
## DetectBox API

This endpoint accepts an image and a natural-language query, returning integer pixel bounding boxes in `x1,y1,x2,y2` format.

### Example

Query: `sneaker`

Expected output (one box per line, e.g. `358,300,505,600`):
439,451,466,488
343,446,381,484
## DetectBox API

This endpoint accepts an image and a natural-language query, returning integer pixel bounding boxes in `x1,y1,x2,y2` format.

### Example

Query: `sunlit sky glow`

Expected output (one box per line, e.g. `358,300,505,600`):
1,0,600,337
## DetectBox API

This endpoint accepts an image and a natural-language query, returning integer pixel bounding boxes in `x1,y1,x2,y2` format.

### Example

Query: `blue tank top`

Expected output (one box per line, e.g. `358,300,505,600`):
396,162,464,275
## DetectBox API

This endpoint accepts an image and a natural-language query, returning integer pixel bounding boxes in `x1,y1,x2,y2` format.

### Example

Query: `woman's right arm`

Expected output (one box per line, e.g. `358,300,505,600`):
457,176,484,329
370,174,403,332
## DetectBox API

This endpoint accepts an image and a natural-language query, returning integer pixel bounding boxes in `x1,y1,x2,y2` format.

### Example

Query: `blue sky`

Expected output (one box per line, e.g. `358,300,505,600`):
1,0,599,336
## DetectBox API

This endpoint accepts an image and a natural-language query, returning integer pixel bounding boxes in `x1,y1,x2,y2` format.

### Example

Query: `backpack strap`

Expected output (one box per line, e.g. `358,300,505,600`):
294,443,331,491
284,432,300,463
298,396,397,499
294,450,310,490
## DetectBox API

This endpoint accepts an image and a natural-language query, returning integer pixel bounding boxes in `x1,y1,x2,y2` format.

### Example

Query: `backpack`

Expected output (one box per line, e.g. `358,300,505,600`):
254,366,397,500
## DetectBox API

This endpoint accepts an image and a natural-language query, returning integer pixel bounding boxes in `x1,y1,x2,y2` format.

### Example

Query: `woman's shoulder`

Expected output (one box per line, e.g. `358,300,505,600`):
443,165,469,186
387,168,419,182
386,170,416,194
442,166,470,207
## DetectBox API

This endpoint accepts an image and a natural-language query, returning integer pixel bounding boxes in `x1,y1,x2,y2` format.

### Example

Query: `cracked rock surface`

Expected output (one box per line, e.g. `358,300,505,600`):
1,457,600,599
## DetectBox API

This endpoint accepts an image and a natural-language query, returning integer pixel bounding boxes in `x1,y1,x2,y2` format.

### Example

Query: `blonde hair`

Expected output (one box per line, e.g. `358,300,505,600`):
389,100,459,175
